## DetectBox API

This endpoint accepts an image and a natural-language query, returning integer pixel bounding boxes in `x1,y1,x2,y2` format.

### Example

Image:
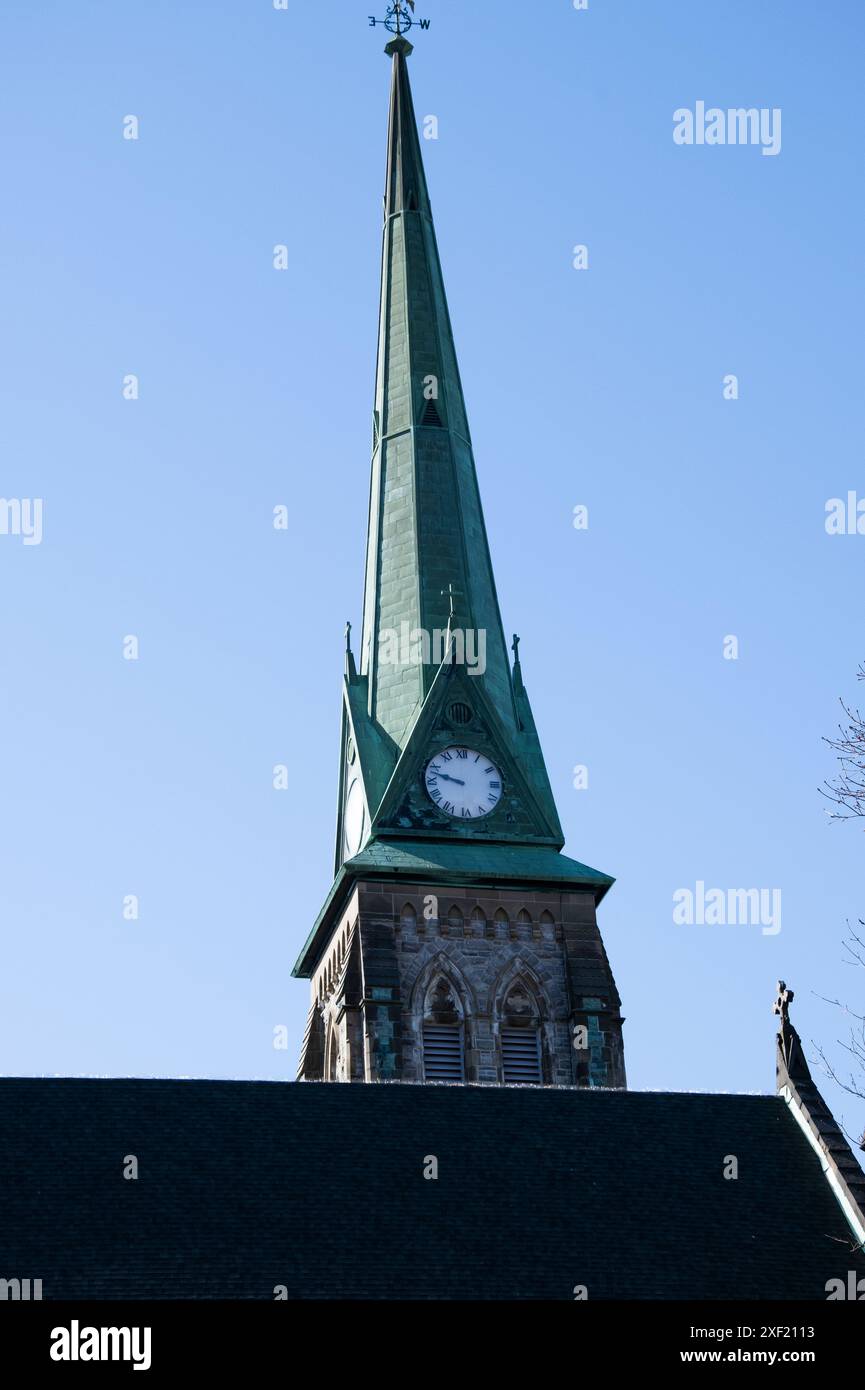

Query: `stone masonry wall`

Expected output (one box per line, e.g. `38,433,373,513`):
306,881,626,1089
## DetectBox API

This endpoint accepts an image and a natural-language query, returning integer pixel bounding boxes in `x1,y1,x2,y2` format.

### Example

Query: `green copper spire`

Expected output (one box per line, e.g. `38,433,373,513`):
292,44,617,982
360,40,517,745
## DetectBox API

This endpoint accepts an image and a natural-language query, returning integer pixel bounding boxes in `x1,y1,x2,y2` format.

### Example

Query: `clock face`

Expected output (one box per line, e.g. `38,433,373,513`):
343,777,366,856
424,747,503,820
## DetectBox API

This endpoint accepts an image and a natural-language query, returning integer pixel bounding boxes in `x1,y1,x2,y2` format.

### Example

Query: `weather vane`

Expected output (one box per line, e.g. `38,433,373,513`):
369,1,431,37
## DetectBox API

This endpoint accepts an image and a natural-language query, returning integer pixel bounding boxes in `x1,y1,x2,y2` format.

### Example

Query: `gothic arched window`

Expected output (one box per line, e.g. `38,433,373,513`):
422,975,465,1082
500,980,542,1085
326,1020,339,1082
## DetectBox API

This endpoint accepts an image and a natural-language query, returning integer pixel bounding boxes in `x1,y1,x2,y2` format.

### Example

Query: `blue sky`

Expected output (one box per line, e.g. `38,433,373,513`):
0,1,863,1133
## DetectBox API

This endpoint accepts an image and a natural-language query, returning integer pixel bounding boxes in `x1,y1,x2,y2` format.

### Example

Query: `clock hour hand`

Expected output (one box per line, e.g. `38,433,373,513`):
436,772,465,786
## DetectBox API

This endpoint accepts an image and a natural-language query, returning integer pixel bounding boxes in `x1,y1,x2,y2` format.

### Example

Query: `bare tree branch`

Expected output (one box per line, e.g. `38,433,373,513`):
818,669,865,1148
821,665,865,822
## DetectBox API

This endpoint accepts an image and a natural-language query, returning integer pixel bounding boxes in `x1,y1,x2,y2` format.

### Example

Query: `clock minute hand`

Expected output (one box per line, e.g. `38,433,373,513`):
437,772,466,786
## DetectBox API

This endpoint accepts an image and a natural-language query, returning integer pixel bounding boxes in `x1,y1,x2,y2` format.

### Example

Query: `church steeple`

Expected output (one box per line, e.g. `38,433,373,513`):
294,40,626,1094
361,37,516,749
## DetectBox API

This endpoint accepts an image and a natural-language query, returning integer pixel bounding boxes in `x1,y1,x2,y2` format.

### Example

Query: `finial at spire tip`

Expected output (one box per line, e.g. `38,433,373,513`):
384,36,414,58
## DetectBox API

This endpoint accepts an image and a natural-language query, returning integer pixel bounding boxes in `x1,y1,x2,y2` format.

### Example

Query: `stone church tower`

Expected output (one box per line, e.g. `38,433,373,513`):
295,37,626,1089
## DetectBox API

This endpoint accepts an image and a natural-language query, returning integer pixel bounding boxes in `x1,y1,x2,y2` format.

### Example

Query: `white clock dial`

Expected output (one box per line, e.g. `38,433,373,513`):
344,777,366,855
425,747,503,820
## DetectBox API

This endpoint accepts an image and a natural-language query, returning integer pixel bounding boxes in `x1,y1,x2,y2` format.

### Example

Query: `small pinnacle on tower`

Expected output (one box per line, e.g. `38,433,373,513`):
344,619,357,680
773,980,795,1027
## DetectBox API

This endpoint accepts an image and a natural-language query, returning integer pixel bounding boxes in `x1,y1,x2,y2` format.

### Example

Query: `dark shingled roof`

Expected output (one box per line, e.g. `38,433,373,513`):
2,1078,863,1300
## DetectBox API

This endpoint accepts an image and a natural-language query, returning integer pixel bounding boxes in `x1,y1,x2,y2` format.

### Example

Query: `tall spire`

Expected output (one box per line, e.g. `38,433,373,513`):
293,45,621,1091
360,40,517,748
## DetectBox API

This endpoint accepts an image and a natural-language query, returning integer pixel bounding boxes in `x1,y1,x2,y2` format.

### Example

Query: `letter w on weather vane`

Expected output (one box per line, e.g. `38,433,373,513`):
369,2,431,36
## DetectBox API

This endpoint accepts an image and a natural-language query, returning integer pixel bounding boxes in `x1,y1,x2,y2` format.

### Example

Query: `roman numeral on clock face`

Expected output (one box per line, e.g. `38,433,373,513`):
423,746,503,822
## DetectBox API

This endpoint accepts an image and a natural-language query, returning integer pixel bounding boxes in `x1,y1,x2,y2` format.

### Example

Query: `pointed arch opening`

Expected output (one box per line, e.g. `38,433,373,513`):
421,397,442,427
539,909,556,941
411,957,475,1084
493,964,549,1086
422,974,464,1081
325,1018,340,1083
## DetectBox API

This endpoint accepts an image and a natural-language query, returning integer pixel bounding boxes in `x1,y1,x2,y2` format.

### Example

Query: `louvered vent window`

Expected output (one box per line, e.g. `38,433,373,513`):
421,397,443,427
423,1024,463,1081
501,1028,542,1085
